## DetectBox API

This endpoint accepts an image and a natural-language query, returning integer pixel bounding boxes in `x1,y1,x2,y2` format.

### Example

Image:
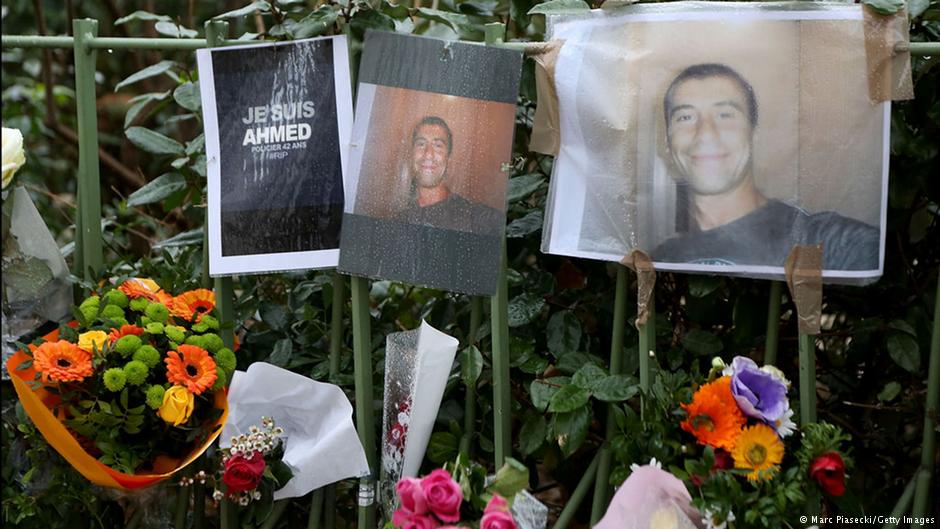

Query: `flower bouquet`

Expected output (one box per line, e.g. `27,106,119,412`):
388,455,536,529
5,278,232,489
608,355,853,528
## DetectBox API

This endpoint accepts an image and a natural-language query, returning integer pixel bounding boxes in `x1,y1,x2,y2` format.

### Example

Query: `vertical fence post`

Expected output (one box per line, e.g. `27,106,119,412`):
72,19,102,281
350,275,376,528
764,281,782,366
911,272,940,518
590,266,628,523
485,22,512,469
798,333,817,425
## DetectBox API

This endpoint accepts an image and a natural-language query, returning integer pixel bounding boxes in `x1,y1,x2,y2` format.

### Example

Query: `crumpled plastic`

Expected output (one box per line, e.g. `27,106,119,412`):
220,362,370,500
595,463,704,529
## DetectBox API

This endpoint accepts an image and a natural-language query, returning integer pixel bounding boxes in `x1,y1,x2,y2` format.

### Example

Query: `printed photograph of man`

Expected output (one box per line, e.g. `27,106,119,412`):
397,116,503,235
651,63,879,270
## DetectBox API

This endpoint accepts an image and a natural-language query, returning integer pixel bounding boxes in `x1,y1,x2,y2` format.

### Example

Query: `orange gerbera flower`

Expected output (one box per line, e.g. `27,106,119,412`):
119,278,170,303
109,324,144,343
32,340,94,383
165,344,217,395
680,376,746,451
170,289,216,321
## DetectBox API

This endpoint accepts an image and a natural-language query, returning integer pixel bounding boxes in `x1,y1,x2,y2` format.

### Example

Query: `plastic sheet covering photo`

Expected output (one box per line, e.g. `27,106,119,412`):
378,321,459,517
220,362,370,500
539,2,902,285
197,35,353,276
338,31,522,296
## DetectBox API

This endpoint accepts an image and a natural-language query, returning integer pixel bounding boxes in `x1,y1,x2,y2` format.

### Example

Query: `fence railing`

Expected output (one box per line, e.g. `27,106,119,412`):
2,16,939,529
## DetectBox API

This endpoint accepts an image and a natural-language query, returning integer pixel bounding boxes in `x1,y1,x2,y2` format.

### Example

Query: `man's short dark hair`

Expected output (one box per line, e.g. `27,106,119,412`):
663,63,758,130
412,116,453,155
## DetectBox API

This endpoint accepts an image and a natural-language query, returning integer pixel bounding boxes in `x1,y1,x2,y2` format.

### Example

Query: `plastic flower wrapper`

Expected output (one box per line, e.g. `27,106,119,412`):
5,279,230,489
595,462,703,529
219,362,369,500
379,321,459,516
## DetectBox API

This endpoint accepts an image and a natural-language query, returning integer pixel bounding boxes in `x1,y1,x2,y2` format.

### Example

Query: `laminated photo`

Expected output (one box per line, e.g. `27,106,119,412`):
197,36,353,275
540,3,889,283
338,31,522,295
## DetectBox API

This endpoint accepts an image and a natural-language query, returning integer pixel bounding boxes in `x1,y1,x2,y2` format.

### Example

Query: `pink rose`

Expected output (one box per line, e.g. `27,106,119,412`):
481,510,517,529
397,477,428,515
484,494,509,513
398,513,439,529
421,469,463,522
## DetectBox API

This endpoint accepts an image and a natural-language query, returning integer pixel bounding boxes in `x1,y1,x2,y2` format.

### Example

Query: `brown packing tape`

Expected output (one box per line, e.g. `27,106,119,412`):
784,244,823,336
529,40,564,156
863,6,914,103
620,250,656,328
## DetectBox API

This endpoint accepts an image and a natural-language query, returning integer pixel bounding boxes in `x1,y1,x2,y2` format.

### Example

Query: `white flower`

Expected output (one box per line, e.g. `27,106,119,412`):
702,507,734,529
3,127,26,189
773,407,797,438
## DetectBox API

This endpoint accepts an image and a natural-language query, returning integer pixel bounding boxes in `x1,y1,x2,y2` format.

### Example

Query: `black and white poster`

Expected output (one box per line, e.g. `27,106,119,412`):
540,3,889,284
197,36,352,275
338,31,522,295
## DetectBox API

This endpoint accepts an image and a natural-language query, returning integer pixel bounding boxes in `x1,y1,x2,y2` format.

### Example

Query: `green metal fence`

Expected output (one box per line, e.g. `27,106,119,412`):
2,16,939,529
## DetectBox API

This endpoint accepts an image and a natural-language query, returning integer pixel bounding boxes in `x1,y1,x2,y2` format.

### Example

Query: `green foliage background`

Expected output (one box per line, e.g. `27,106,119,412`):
2,0,939,527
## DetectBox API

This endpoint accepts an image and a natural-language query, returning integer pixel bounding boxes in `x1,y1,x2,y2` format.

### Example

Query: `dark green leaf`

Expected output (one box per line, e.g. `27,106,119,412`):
553,406,590,457
518,414,546,456
127,173,186,207
877,381,902,402
688,276,720,297
508,293,545,327
887,332,920,373
549,383,590,413
530,376,569,411
154,21,198,38
115,61,178,92
507,173,544,203
591,375,639,402
293,7,339,39
126,127,185,155
114,11,172,25
528,0,590,15
124,90,172,129
546,310,581,356
214,1,272,19
681,329,723,356
571,363,606,390
267,338,293,367
506,211,543,238
415,8,483,40
909,0,930,18
488,457,528,498
460,345,484,386
259,302,289,331
153,228,202,249
428,431,459,463
173,82,201,112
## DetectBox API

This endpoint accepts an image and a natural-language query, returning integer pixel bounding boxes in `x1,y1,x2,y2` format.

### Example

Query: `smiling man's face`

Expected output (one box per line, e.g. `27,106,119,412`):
411,123,450,189
666,75,754,196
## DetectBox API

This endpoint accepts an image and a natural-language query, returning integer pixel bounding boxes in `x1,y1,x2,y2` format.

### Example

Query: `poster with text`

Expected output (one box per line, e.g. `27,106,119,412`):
198,36,352,275
541,3,888,284
338,31,522,295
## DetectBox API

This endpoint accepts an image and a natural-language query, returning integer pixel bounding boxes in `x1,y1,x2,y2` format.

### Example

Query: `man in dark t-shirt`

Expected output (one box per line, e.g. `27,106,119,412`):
396,116,502,235
651,63,879,270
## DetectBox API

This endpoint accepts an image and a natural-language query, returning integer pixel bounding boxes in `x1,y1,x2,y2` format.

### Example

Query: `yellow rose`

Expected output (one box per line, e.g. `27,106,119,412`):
2,127,26,189
158,385,195,426
77,330,109,353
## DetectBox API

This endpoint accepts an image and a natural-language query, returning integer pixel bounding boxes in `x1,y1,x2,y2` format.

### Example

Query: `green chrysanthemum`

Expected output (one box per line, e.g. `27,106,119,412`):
210,367,227,391
164,325,186,343
145,385,166,409
79,305,99,324
201,334,224,354
79,295,100,309
123,360,149,386
184,335,206,349
213,347,236,372
198,315,219,330
133,345,161,368
129,297,150,312
103,289,129,308
145,322,165,335
100,304,125,321
102,368,126,392
144,303,170,323
114,335,143,356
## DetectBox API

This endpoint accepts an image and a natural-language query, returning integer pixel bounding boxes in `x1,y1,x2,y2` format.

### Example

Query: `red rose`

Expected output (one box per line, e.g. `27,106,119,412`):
388,422,408,449
223,451,266,494
809,452,846,496
421,469,463,522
